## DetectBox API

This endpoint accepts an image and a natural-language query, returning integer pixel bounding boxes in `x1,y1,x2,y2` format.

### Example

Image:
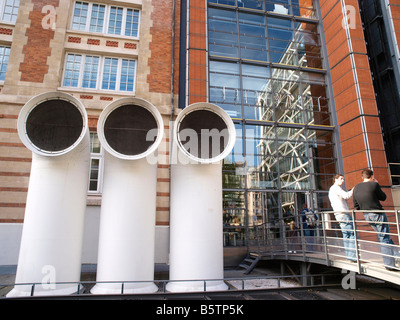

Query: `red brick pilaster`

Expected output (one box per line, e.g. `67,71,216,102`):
148,0,181,95
19,0,60,83
187,0,207,104
320,0,392,208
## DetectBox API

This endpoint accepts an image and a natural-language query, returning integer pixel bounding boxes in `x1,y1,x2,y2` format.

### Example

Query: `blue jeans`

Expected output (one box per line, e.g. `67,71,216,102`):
336,214,357,261
303,228,316,251
364,212,399,268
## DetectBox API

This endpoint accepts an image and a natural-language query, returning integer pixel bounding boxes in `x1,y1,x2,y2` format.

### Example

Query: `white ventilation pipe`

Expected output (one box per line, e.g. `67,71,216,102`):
90,98,164,294
8,92,90,297
166,102,236,292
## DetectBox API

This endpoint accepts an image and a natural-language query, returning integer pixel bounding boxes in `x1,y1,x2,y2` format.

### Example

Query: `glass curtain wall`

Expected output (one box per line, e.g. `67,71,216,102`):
207,0,338,247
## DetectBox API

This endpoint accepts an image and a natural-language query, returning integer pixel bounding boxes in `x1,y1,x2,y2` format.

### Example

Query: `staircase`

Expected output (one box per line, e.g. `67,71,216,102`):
239,252,261,274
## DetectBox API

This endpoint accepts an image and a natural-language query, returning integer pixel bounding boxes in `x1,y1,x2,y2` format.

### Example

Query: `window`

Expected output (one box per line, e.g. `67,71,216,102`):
101,57,118,90
88,132,103,193
62,53,136,92
0,0,19,23
0,46,10,81
125,8,140,37
119,59,136,91
107,6,123,35
71,1,88,31
90,3,105,33
82,55,100,89
209,0,316,18
71,1,140,38
208,7,322,68
63,54,82,87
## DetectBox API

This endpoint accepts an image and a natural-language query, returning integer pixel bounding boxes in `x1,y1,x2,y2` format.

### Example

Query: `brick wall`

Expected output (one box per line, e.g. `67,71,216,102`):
19,0,60,83
320,0,393,209
187,0,207,104
147,0,181,95
0,108,31,222
146,0,181,225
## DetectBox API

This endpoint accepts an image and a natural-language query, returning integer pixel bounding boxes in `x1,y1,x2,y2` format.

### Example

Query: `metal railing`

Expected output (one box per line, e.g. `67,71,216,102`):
247,210,400,279
1,272,341,298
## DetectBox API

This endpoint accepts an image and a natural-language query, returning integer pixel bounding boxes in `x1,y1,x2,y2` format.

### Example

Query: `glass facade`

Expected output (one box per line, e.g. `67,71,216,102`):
207,0,337,246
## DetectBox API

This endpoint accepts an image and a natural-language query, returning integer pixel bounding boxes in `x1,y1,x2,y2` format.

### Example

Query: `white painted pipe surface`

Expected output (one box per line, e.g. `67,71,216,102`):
91,98,163,294
167,103,236,292
8,92,90,297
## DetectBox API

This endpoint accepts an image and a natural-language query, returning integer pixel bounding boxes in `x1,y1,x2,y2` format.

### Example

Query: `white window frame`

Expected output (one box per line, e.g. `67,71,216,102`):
70,1,141,39
88,132,104,194
62,53,137,93
0,45,11,82
0,0,19,24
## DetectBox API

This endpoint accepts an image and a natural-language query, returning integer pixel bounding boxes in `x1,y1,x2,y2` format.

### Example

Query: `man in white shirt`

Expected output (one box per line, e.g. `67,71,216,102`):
328,174,356,262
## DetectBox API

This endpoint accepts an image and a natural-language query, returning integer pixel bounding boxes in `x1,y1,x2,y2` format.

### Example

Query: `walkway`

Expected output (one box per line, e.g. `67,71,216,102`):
244,210,400,286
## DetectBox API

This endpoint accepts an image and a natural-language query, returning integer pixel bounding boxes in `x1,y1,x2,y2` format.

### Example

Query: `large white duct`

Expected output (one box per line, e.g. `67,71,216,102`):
90,98,164,294
8,92,90,297
166,102,236,292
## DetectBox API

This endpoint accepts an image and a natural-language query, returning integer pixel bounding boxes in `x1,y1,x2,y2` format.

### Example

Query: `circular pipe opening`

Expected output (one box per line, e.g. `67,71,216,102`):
104,105,158,156
18,92,88,156
98,98,164,160
175,103,236,163
26,100,83,152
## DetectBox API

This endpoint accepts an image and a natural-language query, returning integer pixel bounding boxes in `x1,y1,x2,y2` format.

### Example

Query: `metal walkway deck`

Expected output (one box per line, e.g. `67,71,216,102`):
242,210,400,286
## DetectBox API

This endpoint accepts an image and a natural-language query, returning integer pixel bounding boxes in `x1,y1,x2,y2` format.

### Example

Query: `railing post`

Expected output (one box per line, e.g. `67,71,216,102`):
30,284,35,296
395,210,400,247
257,225,261,254
321,212,329,265
299,213,306,260
351,210,361,274
283,220,288,260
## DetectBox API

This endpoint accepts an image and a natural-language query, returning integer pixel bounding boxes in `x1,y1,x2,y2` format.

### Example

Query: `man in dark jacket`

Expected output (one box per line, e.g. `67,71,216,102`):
353,168,399,270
